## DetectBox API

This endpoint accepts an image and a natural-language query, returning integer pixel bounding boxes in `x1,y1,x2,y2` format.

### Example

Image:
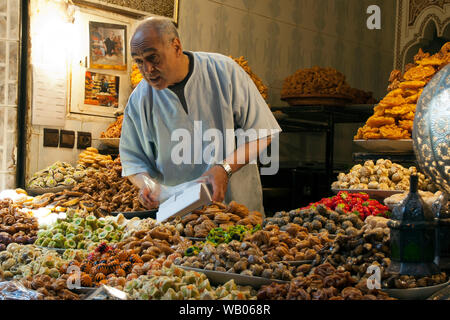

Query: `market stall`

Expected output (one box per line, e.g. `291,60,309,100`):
1,0,449,304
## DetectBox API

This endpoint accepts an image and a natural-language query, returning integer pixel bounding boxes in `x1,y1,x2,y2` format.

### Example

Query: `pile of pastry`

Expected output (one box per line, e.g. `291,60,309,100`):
355,42,449,140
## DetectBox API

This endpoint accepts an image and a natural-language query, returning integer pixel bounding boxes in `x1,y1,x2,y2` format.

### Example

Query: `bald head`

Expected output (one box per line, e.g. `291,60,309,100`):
130,17,188,90
132,17,179,46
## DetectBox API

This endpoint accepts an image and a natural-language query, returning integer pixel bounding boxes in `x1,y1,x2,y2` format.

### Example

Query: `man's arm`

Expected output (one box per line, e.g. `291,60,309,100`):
202,135,272,202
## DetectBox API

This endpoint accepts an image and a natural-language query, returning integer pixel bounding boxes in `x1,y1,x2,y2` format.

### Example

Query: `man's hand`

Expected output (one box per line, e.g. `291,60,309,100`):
138,184,160,209
201,165,229,202
128,173,161,209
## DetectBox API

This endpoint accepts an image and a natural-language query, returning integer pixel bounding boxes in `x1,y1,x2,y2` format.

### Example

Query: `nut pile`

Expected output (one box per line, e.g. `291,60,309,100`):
257,263,395,300
27,161,90,189
0,199,38,251
265,204,364,236
101,115,123,139
231,56,268,102
124,265,257,300
169,201,263,238
332,159,437,192
355,42,449,140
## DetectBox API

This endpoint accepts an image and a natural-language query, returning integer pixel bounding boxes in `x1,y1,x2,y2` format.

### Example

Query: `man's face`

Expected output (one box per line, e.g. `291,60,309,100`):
131,29,178,90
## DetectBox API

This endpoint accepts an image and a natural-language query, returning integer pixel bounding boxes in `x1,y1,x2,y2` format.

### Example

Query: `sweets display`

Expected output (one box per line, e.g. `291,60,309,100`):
0,243,86,280
281,67,353,98
302,191,390,220
169,201,263,238
27,161,90,189
174,240,297,281
20,274,80,300
34,210,125,250
0,199,39,251
265,204,365,236
257,263,395,300
331,159,437,192
123,265,257,300
355,42,450,140
231,56,269,102
130,63,144,88
32,163,145,217
101,115,123,139
78,147,113,169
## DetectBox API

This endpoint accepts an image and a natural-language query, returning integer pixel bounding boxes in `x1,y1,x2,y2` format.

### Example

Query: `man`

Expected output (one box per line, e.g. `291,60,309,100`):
120,17,281,213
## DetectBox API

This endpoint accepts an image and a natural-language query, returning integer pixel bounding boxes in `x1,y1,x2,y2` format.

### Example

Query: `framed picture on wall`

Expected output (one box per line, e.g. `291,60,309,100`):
84,71,120,108
89,21,127,71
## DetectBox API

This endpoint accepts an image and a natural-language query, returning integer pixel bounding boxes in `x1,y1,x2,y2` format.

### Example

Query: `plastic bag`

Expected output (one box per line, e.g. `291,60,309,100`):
0,281,42,300
142,175,212,204
84,285,128,300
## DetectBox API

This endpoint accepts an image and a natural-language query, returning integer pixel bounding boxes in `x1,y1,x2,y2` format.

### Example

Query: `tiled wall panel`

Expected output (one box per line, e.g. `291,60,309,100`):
0,0,20,189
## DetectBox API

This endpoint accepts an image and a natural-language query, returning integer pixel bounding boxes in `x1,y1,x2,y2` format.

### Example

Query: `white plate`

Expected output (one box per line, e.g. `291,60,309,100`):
383,280,450,300
353,139,413,152
178,266,289,288
332,188,404,199
99,138,120,148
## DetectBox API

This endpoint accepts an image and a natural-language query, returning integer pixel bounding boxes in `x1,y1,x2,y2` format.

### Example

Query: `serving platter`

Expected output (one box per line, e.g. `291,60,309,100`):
178,266,289,288
110,210,157,220
26,185,74,196
281,94,352,106
383,280,450,300
331,188,404,200
99,138,120,148
353,139,413,152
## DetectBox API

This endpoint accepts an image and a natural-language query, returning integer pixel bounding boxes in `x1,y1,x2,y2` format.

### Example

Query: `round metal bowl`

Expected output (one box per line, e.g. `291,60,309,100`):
413,65,450,194
383,280,450,300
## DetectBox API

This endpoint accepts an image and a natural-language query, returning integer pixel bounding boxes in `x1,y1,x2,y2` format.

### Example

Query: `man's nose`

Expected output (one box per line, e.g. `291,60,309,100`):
143,61,155,73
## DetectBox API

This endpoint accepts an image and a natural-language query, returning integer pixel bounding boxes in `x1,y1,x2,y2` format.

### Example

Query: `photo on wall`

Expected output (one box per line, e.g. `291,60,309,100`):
84,71,120,108
89,21,127,71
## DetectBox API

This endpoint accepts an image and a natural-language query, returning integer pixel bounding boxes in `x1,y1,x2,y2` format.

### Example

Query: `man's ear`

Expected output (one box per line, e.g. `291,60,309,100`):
172,38,183,56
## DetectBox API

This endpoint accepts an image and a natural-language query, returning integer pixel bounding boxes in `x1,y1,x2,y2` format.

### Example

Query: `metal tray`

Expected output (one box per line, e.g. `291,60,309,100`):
383,280,450,300
37,246,68,253
110,210,157,220
185,237,206,242
99,138,120,148
332,188,404,200
353,139,413,152
284,260,313,266
70,287,98,295
26,185,74,196
178,266,289,288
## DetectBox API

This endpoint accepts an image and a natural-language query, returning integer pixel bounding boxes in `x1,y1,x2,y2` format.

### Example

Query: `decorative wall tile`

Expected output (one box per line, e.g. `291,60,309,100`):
7,107,16,132
8,83,16,105
0,16,6,39
0,42,5,64
0,0,6,14
8,0,20,40
8,42,18,81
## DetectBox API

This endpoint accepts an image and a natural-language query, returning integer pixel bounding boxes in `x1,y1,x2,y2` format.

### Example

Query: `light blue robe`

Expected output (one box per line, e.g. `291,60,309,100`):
119,52,281,213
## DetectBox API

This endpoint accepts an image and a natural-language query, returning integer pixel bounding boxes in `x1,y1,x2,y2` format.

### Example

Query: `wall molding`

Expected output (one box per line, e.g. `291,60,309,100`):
394,0,450,70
